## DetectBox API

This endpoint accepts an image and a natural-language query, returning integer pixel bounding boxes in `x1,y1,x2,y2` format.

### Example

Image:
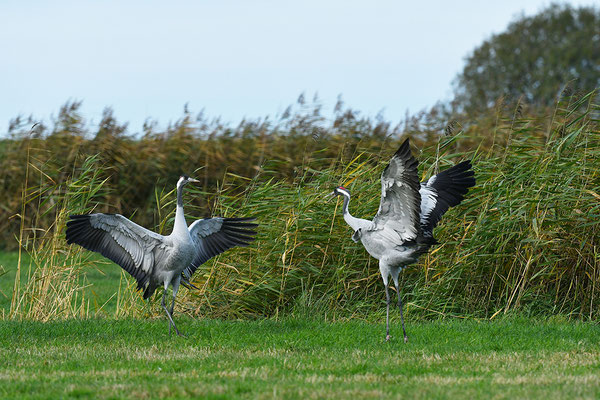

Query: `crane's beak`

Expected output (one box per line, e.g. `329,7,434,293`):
188,178,201,184
326,191,337,202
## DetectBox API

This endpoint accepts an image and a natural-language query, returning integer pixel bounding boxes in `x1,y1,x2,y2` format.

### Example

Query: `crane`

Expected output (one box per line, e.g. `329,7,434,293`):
329,139,475,342
65,175,257,336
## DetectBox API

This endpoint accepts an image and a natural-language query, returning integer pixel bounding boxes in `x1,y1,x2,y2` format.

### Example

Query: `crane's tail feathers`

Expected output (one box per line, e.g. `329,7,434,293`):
181,278,200,291
143,282,158,299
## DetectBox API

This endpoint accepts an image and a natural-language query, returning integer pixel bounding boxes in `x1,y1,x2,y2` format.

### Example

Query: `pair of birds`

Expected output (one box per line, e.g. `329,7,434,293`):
66,138,475,340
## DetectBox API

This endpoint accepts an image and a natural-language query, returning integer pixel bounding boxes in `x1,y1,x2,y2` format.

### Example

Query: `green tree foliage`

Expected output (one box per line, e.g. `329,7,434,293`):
453,4,600,113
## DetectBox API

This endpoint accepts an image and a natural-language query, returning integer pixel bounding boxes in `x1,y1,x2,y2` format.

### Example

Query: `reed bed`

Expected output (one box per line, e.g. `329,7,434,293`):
2,92,599,320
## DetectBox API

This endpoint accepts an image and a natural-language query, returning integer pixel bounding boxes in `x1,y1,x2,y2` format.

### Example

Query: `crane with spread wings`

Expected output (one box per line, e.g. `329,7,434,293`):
66,175,257,336
330,139,475,342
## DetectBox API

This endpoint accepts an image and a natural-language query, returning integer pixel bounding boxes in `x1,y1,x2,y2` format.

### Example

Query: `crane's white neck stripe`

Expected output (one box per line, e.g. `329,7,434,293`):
337,188,350,198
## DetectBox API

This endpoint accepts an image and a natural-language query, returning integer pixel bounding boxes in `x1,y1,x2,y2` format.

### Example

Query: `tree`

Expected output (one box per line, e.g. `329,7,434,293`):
453,4,600,113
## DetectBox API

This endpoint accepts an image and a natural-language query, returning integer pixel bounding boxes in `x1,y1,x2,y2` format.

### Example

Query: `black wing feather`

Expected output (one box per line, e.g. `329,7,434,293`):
183,217,258,279
420,160,476,237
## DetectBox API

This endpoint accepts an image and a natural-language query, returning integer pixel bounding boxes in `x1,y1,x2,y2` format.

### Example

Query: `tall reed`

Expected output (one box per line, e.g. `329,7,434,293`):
2,91,599,321
175,94,600,321
8,155,145,319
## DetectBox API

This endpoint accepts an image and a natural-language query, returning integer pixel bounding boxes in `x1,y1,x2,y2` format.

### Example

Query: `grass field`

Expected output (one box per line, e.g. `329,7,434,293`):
1,318,599,399
1,87,598,398
3,252,600,398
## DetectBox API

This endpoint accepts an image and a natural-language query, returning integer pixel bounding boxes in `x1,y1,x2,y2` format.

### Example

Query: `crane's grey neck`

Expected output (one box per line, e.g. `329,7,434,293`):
341,192,350,215
177,183,184,207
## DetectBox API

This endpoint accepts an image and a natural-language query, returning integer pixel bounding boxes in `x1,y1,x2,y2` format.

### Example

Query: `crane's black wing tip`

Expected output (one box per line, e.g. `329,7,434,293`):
386,137,418,180
68,214,90,220
454,159,474,171
233,224,259,230
65,215,91,241
222,217,259,231
394,138,411,158
224,217,258,222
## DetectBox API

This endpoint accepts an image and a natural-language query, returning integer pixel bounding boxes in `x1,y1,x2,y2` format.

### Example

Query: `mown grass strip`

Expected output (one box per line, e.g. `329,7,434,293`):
1,318,599,399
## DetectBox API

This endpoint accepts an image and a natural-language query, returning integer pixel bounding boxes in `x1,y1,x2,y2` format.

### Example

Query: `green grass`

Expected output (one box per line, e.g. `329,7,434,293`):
0,252,25,312
1,318,599,399
0,251,33,314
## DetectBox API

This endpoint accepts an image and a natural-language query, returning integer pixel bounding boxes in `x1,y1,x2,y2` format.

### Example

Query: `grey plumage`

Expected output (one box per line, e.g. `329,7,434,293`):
330,138,475,342
66,175,257,336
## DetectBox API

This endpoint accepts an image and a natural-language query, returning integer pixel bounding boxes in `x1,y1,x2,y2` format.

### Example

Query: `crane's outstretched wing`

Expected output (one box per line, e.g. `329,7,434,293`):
66,214,165,293
370,138,422,243
419,160,475,238
183,217,258,279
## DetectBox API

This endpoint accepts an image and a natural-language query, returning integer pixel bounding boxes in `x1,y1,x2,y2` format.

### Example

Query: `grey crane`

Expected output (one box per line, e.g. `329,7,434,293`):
330,139,475,342
65,175,257,336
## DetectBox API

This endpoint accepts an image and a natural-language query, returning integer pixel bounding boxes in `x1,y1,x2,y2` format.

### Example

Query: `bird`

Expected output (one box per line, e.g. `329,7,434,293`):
329,138,475,342
65,175,257,336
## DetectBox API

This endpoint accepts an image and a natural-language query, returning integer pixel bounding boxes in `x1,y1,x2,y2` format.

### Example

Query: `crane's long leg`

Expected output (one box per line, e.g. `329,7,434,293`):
169,296,176,321
167,288,176,336
162,287,182,337
169,292,175,337
391,267,408,344
394,281,408,343
380,263,392,342
385,282,391,342
171,277,184,337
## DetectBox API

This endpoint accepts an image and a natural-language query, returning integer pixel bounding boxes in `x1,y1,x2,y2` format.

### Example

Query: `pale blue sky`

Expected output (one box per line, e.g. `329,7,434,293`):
1,0,595,135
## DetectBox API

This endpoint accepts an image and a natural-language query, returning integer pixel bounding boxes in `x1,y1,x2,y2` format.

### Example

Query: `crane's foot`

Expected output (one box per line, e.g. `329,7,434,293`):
385,334,391,342
404,335,409,344
168,322,185,338
172,324,186,338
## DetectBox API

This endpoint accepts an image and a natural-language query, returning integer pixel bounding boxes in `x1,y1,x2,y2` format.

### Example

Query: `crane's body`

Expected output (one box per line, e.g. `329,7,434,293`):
331,139,475,342
66,176,257,336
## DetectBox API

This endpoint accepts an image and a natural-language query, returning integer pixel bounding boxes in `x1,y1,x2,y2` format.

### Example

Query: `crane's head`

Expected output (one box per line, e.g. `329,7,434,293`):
178,175,200,189
328,186,351,200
